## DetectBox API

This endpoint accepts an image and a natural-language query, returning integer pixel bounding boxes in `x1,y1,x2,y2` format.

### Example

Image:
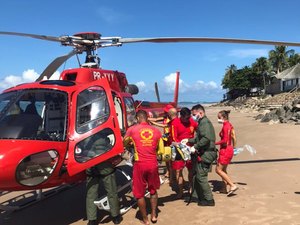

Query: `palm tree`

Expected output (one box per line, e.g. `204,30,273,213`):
268,46,294,74
252,57,270,91
225,64,237,79
288,53,300,67
222,64,237,89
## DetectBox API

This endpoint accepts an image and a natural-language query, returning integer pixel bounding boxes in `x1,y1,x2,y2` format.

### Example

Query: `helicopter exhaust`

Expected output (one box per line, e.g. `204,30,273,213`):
173,71,180,107
125,84,139,95
154,82,161,102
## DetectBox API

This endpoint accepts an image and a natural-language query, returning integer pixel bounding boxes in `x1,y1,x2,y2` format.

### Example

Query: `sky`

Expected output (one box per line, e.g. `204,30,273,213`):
1,0,300,102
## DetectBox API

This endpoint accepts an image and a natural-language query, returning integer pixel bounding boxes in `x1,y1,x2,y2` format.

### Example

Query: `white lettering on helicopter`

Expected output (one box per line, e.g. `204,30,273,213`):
93,71,115,82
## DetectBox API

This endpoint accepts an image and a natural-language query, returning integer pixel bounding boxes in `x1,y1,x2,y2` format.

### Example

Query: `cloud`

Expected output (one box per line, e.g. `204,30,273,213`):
0,69,60,91
163,72,189,93
194,80,219,90
228,48,269,58
49,71,60,80
135,73,224,102
136,81,146,90
0,69,39,89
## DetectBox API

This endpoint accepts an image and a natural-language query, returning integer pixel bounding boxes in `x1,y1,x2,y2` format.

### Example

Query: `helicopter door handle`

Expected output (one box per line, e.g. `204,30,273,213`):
113,117,116,128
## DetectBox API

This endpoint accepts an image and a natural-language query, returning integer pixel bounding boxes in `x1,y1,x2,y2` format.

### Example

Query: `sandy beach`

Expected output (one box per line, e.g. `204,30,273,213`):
1,106,300,225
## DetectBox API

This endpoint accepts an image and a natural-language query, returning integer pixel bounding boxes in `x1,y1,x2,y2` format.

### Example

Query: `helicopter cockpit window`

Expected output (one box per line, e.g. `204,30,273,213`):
76,86,110,134
123,97,136,127
74,128,115,162
0,89,67,141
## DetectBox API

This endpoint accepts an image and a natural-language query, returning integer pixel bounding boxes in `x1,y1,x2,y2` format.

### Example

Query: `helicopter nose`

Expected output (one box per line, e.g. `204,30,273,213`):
0,152,13,189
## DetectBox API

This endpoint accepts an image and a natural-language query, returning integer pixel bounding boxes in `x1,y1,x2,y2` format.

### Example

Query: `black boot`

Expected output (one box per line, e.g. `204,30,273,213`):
87,220,98,225
198,199,215,206
112,214,123,224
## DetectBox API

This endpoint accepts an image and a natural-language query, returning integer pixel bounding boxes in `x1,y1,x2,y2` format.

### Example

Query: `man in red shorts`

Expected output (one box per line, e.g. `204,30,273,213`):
123,110,164,225
170,107,198,198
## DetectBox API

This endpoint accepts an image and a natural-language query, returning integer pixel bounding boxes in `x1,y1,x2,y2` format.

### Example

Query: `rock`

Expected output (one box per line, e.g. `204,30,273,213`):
255,114,264,120
285,110,293,120
275,108,286,117
224,92,300,125
261,111,279,122
280,117,288,123
291,116,298,122
268,120,280,125
293,104,300,111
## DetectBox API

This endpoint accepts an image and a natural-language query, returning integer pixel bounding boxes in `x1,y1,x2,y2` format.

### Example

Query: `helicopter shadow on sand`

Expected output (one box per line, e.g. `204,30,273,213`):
0,183,89,225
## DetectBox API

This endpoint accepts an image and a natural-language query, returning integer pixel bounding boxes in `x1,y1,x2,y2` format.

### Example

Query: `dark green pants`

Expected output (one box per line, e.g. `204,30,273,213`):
86,162,120,220
192,162,214,201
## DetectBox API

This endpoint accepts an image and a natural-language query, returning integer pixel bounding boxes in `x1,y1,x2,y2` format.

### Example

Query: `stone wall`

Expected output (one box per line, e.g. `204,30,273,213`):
215,92,300,125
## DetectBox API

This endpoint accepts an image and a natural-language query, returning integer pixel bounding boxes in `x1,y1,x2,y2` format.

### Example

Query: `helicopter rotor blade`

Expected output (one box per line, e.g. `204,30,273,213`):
0,31,64,42
2,31,300,48
117,37,300,47
36,50,78,81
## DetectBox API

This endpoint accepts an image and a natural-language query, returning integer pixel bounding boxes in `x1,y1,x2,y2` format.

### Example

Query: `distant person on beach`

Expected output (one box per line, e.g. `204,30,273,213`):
215,110,238,196
188,104,216,206
123,110,164,225
170,107,197,198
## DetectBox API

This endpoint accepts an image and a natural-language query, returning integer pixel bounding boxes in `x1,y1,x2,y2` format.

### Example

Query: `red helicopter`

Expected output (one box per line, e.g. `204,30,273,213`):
0,31,300,191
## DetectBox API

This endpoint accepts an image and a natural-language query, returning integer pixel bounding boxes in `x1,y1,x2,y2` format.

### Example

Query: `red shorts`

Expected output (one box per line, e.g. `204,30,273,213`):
218,146,234,165
171,160,185,170
132,162,160,199
185,160,192,170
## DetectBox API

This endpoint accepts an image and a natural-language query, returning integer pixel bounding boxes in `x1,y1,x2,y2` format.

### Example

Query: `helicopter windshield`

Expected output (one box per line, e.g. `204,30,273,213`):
0,89,68,141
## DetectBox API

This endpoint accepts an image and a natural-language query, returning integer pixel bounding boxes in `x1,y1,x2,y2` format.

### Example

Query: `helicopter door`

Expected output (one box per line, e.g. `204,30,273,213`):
67,80,123,176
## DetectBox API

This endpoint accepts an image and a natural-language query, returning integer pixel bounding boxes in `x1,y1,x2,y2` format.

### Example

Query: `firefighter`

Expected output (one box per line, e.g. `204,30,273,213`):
123,110,164,225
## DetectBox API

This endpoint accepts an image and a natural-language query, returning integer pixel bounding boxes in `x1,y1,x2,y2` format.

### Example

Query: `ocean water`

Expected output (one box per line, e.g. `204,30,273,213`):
178,102,216,109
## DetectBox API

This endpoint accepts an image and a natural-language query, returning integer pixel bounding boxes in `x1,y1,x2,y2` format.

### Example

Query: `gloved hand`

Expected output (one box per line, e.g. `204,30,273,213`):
190,146,196,154
181,138,188,145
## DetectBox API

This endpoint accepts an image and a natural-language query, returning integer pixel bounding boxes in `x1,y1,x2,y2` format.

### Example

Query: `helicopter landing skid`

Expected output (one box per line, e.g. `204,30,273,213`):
0,184,75,215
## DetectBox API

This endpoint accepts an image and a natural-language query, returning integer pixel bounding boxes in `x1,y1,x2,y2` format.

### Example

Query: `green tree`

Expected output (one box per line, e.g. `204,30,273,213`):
225,66,251,91
222,64,237,89
268,46,294,74
288,53,300,67
252,57,270,90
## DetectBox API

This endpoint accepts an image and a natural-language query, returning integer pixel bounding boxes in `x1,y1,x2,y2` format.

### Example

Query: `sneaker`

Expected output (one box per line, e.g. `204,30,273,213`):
87,220,97,225
112,215,123,224
198,199,215,206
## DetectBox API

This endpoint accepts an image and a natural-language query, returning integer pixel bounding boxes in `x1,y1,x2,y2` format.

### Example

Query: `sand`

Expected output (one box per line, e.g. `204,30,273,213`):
1,106,300,225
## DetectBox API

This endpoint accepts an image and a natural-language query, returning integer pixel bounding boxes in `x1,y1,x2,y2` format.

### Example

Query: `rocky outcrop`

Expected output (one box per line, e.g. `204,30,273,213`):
215,92,300,125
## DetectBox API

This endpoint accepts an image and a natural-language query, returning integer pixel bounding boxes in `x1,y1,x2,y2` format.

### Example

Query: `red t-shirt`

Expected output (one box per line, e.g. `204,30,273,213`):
124,122,162,164
170,117,198,142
